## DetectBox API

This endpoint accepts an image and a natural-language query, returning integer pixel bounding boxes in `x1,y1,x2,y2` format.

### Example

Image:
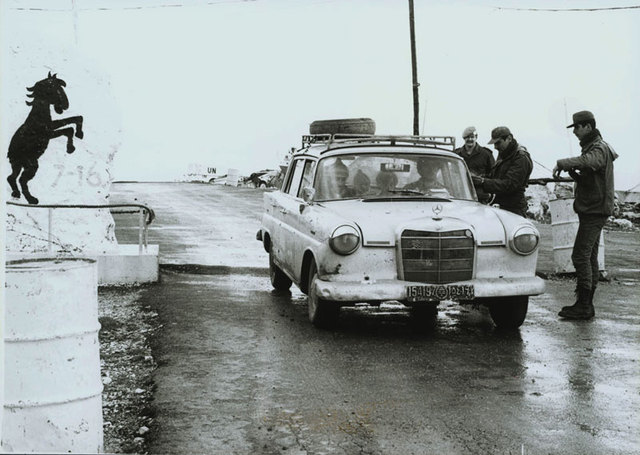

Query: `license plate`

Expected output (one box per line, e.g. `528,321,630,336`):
406,284,474,301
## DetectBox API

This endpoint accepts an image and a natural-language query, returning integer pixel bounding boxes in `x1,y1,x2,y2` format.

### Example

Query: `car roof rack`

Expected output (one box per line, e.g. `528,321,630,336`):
301,133,456,153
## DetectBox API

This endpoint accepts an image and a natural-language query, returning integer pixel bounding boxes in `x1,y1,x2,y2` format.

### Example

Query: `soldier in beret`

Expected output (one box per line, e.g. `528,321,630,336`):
454,126,495,203
472,126,533,217
553,110,618,320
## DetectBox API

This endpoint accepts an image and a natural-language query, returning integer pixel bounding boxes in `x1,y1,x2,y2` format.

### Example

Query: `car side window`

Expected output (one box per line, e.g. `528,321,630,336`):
297,160,316,198
283,160,299,193
280,161,295,193
286,159,306,197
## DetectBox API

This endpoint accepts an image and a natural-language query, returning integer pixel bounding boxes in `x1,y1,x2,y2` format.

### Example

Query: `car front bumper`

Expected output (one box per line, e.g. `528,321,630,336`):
314,276,545,303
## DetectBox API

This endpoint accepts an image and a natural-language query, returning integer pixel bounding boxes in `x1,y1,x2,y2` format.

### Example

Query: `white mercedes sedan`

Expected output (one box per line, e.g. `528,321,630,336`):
257,133,544,329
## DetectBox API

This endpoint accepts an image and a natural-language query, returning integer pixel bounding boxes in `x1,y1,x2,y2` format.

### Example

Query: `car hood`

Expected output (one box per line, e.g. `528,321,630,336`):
323,199,525,246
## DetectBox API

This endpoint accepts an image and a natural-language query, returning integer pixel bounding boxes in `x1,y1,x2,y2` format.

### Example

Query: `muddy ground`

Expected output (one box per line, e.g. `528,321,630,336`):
98,183,639,453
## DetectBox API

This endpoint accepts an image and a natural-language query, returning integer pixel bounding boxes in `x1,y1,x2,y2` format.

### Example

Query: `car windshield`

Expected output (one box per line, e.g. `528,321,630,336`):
313,152,475,201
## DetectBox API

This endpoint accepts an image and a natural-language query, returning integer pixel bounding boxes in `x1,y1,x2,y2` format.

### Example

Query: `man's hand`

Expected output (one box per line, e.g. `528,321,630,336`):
568,168,582,182
471,175,484,187
552,165,562,179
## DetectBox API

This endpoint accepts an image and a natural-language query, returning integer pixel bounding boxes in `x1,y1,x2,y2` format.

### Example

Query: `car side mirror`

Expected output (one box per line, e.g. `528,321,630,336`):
301,187,315,203
299,187,315,214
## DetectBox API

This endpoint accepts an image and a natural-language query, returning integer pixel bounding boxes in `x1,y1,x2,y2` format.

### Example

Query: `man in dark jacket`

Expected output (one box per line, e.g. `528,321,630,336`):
454,126,495,202
553,110,618,320
472,126,533,216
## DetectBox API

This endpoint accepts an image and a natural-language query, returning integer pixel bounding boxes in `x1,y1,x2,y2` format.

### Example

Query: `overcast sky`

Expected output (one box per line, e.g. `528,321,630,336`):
2,0,639,189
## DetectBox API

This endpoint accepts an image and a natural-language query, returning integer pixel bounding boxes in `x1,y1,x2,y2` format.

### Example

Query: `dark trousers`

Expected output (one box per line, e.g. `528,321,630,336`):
572,214,607,291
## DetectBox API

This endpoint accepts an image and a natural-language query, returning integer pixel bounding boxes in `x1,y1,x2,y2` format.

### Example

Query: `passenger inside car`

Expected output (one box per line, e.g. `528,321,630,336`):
376,170,398,195
353,169,371,196
334,160,356,198
316,158,357,199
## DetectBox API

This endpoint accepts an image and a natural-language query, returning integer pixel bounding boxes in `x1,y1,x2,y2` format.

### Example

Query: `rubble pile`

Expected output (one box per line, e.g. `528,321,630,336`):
526,185,552,223
525,182,640,230
611,200,640,230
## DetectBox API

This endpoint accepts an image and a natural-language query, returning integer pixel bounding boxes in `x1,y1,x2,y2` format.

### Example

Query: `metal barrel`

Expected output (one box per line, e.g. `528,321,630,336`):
2,258,103,453
549,198,605,274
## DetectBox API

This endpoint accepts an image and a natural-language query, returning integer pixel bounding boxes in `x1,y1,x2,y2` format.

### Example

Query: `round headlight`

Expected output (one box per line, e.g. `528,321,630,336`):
511,226,539,255
329,225,360,255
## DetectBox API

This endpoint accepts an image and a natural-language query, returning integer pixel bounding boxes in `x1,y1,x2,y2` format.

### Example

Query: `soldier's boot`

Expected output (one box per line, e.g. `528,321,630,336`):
561,287,595,312
559,287,594,320
560,287,579,313
561,287,596,318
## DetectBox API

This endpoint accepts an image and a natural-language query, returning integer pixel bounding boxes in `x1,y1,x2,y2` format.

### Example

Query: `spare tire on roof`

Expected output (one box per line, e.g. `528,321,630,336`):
309,118,376,135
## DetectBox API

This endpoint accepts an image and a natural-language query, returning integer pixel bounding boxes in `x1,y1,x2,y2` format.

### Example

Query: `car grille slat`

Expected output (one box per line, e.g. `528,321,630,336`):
403,258,473,271
401,229,474,284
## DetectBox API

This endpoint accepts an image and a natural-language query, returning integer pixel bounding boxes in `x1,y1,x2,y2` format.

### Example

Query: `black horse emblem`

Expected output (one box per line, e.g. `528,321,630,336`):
7,72,84,205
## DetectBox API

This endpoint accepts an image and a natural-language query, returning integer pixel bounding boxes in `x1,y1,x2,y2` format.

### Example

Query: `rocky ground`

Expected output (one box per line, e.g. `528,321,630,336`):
98,285,160,454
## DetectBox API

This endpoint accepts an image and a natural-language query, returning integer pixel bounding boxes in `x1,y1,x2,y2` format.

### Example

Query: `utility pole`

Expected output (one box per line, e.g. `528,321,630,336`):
408,0,420,136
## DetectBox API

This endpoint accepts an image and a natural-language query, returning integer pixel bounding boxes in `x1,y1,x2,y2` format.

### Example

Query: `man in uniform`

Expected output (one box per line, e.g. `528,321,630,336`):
454,126,495,202
553,110,618,320
472,126,533,217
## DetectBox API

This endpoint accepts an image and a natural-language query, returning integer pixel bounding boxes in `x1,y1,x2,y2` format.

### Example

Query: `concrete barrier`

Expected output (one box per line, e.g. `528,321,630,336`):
2,258,103,453
97,244,159,285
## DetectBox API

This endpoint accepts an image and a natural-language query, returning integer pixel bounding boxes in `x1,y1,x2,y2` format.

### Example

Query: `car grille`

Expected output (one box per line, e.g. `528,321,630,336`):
400,229,474,283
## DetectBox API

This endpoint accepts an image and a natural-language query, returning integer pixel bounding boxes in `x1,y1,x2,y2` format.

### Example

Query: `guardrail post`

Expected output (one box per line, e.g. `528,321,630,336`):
138,209,144,254
48,208,53,253
143,211,149,249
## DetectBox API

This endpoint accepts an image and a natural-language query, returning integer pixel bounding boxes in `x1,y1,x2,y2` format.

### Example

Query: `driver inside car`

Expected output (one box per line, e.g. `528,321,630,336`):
404,158,448,194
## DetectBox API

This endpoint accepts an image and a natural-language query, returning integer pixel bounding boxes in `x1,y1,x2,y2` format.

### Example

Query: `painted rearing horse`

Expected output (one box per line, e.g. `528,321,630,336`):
7,72,84,205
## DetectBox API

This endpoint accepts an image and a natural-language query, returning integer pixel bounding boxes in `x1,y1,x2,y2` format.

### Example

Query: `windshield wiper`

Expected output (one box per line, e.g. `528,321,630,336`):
387,189,424,195
385,189,451,201
362,195,452,202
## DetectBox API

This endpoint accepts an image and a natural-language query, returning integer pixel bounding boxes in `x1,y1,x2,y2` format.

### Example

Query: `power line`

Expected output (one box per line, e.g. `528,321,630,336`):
494,5,640,12
13,2,640,13
533,158,553,174
10,0,257,12
9,0,341,12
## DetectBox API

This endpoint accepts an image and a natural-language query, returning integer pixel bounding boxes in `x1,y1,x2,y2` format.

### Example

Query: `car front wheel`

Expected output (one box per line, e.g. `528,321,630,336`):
307,261,339,328
486,296,528,329
269,249,292,291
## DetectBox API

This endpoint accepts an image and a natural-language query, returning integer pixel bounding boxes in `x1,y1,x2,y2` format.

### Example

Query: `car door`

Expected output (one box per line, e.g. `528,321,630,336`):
267,159,299,273
269,158,308,278
289,160,317,281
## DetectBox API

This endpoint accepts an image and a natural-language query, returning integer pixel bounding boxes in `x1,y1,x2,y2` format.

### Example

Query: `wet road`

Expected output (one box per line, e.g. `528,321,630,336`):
111,183,640,454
